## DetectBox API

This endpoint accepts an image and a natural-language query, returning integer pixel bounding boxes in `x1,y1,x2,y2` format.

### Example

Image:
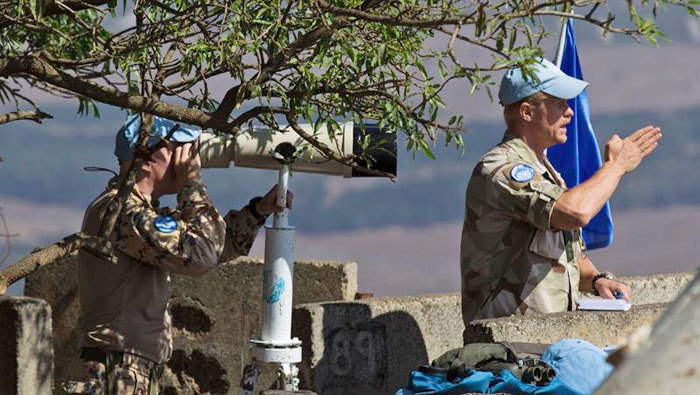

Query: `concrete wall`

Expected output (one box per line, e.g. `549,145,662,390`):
292,293,463,394
464,304,668,347
19,251,695,395
0,296,53,395
292,271,695,395
24,255,357,394
616,272,694,305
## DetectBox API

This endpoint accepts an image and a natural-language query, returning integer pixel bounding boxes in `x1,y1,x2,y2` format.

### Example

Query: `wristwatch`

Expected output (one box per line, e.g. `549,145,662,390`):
592,272,615,296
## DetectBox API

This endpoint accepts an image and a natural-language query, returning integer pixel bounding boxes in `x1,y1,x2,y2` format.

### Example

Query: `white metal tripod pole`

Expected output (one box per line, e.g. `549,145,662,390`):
250,164,302,391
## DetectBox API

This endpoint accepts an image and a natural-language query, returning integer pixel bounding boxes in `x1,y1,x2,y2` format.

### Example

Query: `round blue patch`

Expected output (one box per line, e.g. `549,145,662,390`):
154,216,178,233
510,164,535,182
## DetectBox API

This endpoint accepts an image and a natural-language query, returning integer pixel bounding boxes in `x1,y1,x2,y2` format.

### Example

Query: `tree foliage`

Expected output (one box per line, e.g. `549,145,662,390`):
0,0,698,171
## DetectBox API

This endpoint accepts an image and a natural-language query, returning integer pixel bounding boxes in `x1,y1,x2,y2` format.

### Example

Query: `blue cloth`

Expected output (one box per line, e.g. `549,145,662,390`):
541,339,613,394
397,339,613,395
395,369,582,395
546,19,614,249
114,114,202,162
498,57,587,106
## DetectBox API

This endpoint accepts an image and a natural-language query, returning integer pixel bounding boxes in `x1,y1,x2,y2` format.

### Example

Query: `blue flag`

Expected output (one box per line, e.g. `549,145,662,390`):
547,19,613,249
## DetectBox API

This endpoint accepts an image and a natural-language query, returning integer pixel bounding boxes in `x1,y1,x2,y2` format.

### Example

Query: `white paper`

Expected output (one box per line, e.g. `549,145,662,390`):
577,298,631,311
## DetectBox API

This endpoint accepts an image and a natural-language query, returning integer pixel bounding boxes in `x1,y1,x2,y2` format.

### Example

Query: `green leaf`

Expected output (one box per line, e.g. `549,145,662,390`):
29,0,46,20
418,138,436,160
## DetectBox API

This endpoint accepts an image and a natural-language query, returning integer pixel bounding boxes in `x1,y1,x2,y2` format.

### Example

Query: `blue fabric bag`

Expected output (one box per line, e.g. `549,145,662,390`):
540,339,613,394
396,339,613,395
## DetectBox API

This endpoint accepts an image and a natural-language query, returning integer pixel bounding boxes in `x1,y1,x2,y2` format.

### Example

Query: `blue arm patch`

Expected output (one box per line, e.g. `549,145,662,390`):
510,164,535,182
154,216,178,233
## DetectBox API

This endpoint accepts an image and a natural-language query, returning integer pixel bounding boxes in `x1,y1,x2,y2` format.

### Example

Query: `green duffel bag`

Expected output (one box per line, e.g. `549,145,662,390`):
431,342,555,386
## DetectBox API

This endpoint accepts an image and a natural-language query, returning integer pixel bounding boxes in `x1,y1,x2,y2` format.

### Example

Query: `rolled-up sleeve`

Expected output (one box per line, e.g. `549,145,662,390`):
113,181,226,276
220,206,266,262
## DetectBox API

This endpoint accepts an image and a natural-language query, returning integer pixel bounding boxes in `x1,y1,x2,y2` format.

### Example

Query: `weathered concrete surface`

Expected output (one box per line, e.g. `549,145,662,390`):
24,254,79,390
25,255,356,394
617,272,694,305
465,304,669,348
0,296,54,395
292,293,463,395
596,272,700,395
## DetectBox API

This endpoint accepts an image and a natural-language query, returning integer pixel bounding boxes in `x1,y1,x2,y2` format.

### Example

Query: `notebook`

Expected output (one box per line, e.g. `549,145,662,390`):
577,298,631,311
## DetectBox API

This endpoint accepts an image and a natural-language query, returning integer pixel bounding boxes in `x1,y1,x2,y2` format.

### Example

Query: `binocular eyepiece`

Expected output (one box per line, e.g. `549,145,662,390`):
198,121,397,178
521,364,556,386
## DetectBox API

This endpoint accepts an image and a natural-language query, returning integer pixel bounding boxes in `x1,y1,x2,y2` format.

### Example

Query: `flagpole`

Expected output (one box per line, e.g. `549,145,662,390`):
554,8,574,67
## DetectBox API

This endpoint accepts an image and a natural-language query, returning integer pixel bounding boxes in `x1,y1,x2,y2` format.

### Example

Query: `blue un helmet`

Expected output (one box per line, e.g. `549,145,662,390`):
114,114,202,163
498,58,588,106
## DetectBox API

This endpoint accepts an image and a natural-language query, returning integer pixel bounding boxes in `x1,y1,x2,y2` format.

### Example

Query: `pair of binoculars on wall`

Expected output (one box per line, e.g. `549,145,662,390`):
198,121,397,178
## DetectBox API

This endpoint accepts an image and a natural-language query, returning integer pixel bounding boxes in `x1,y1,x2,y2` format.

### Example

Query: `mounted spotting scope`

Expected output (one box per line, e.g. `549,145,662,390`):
198,120,396,392
198,121,397,177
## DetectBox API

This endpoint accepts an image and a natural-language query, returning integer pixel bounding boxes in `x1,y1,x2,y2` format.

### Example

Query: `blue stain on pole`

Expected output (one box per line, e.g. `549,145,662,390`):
548,19,614,250
264,271,285,304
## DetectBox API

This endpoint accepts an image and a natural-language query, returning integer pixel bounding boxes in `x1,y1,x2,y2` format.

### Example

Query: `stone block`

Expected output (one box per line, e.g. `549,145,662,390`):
0,296,54,395
25,255,357,394
292,293,464,395
23,254,80,389
465,303,669,348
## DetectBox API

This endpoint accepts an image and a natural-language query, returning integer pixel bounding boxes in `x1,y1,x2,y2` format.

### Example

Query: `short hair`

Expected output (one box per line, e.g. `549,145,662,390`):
503,91,548,130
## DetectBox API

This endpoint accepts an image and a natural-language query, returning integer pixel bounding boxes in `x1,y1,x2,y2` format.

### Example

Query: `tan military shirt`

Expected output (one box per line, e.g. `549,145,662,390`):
78,178,264,363
460,132,585,327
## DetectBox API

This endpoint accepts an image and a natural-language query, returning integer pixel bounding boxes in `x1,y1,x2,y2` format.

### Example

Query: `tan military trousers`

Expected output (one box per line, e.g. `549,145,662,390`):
62,351,162,394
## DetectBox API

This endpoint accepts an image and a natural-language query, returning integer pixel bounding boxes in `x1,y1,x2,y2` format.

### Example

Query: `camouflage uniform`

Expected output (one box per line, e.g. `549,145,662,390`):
65,177,264,394
461,132,585,332
62,353,161,394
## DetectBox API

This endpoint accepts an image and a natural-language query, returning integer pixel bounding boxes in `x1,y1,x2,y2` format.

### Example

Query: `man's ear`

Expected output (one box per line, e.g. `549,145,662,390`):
519,102,533,123
140,158,153,175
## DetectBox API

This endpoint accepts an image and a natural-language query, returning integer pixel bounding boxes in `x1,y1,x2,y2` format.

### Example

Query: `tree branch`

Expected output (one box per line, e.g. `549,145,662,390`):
0,232,110,295
315,0,477,27
0,110,53,125
211,24,335,123
0,56,238,133
0,0,111,31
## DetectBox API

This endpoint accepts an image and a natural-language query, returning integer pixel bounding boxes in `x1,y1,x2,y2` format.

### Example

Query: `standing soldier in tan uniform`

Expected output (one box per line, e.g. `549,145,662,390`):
64,115,292,394
460,58,662,335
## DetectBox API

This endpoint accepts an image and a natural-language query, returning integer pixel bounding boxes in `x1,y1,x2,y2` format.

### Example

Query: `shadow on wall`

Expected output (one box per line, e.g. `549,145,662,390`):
294,303,428,395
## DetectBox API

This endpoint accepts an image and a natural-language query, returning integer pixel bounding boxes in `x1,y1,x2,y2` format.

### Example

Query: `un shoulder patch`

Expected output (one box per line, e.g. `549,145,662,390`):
154,216,178,233
510,164,535,182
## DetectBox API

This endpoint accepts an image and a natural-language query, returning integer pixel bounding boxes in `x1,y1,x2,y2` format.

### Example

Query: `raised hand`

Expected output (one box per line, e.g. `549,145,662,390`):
173,142,202,189
605,125,662,174
256,184,294,216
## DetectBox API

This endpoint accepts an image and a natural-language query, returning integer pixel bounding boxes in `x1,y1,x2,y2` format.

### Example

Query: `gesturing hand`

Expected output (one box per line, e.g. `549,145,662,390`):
605,125,662,174
173,142,202,189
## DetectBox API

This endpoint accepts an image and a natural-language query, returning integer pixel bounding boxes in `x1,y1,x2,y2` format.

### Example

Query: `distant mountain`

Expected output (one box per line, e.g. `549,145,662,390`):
2,106,699,235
